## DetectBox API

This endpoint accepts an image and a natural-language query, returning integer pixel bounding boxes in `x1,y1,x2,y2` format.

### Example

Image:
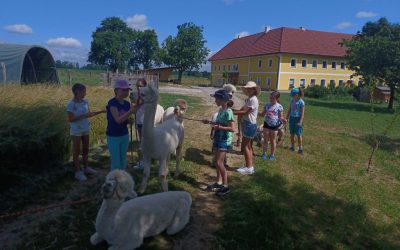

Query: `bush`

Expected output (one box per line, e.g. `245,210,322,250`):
305,85,356,99
304,85,328,98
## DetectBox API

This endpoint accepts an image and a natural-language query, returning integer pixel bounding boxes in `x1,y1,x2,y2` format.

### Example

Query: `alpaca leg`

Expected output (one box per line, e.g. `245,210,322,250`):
90,232,103,245
174,143,182,177
166,198,191,235
159,157,169,192
139,157,151,194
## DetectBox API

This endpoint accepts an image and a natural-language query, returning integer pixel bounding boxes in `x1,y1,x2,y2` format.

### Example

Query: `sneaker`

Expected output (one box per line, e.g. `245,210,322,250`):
75,171,87,181
236,166,247,173
216,186,231,196
133,161,144,170
206,182,223,192
298,149,303,154
261,153,268,160
84,166,97,175
269,155,276,161
289,146,295,151
238,167,255,175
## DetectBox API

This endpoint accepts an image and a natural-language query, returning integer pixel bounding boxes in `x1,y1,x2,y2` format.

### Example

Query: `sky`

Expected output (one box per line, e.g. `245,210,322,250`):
1,0,399,70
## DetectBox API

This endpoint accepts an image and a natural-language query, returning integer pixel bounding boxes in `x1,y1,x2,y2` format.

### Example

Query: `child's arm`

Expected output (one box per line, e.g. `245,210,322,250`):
286,103,291,120
213,120,235,133
67,112,88,122
233,106,252,116
110,103,136,124
88,109,107,117
297,106,305,127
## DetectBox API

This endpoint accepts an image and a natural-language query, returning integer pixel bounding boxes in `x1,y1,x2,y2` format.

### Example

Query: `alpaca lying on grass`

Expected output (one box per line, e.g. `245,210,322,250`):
90,170,192,250
139,84,185,193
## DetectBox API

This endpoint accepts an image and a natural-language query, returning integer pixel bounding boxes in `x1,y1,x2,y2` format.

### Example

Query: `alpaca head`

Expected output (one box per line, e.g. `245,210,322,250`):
140,84,158,104
102,170,137,201
173,99,187,116
222,83,237,97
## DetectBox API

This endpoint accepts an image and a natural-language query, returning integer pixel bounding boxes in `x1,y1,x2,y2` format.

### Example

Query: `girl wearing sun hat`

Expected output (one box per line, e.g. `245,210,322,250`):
233,81,260,175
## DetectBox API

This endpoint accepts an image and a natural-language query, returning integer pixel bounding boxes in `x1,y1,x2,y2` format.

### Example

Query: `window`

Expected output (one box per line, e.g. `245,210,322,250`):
289,78,295,88
312,59,317,68
329,80,335,87
300,79,306,87
268,58,273,68
339,80,344,87
322,61,327,69
232,64,239,72
214,65,216,72
332,61,337,70
301,59,307,68
266,77,271,88
218,65,221,72
321,79,326,87
223,65,226,71
290,58,296,68
340,62,346,70
258,59,262,68
256,77,261,84
310,79,316,87
228,65,231,71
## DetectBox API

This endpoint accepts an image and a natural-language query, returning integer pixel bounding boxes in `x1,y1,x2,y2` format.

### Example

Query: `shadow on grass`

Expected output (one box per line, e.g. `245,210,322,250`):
184,147,212,166
306,99,392,114
361,134,400,154
217,171,397,249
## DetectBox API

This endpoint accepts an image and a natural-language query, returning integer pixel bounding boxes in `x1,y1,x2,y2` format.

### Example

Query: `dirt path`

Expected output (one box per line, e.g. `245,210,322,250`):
0,85,246,250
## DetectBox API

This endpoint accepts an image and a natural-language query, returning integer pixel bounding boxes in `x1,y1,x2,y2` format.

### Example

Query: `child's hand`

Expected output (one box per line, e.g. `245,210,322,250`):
281,118,287,123
296,122,302,127
129,103,137,114
213,124,220,130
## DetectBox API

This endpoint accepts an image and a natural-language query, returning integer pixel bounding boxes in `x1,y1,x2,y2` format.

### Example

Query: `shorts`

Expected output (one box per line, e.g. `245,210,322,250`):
70,131,89,137
241,119,257,139
263,121,282,131
213,139,231,151
289,116,303,136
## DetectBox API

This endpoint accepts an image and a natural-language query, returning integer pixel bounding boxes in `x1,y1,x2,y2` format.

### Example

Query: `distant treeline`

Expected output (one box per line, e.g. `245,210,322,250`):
55,60,108,70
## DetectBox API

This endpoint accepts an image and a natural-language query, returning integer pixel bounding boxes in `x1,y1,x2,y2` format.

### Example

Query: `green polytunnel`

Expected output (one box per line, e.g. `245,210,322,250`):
0,44,59,84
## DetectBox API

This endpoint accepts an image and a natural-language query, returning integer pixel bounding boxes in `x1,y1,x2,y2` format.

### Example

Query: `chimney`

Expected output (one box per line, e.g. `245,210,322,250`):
265,26,272,33
299,26,306,31
237,35,240,39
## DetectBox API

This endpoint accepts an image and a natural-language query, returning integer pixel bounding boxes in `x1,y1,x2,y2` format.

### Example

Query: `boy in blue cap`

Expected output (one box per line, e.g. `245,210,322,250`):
286,87,305,154
203,89,235,196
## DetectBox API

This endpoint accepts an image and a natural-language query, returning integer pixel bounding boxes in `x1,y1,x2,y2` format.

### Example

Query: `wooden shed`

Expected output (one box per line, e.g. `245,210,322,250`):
373,86,390,103
135,67,175,82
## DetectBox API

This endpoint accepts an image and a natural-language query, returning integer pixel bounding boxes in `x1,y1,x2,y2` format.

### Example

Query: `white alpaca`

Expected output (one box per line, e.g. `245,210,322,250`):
90,170,192,250
163,99,187,122
139,84,184,193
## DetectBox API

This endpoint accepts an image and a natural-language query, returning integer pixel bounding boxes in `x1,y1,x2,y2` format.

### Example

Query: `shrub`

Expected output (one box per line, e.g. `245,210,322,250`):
304,85,328,98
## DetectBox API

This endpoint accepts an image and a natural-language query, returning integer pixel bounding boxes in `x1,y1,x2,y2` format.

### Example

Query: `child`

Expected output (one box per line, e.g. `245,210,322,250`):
286,87,305,154
67,83,105,181
203,89,235,196
233,81,260,175
106,79,137,170
261,91,286,160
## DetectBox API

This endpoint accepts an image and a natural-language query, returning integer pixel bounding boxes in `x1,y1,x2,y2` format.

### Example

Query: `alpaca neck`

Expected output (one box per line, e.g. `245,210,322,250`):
142,99,157,151
96,199,122,237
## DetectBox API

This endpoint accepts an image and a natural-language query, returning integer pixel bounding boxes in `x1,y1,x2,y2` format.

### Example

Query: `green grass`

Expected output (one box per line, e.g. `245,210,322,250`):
216,93,400,249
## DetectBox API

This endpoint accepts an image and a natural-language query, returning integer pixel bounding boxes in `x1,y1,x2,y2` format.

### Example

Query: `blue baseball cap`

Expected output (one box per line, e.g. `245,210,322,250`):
210,89,230,101
290,87,300,96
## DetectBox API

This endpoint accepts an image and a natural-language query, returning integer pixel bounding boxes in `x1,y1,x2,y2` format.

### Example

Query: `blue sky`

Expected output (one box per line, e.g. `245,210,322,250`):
1,0,399,69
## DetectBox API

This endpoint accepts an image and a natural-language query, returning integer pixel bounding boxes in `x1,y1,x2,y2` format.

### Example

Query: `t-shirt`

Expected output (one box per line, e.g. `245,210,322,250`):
106,97,131,136
242,95,259,124
289,98,305,118
264,103,284,127
66,99,90,134
130,91,144,125
213,108,234,146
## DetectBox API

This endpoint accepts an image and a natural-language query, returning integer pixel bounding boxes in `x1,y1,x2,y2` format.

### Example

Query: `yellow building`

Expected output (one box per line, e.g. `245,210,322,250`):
209,27,361,90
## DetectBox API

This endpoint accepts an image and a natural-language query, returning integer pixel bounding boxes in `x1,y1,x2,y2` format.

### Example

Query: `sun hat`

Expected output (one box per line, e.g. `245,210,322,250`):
114,79,131,89
210,89,230,101
243,81,261,96
290,87,300,96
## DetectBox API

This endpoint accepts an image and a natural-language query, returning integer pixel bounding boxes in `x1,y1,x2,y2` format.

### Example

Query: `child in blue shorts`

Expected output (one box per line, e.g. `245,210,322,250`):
286,87,305,154
203,89,235,196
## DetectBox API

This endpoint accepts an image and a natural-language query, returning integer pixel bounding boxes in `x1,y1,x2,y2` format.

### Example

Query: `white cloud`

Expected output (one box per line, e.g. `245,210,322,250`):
235,31,250,38
126,14,149,30
46,37,82,48
335,22,352,30
4,24,33,34
356,11,378,18
48,46,89,66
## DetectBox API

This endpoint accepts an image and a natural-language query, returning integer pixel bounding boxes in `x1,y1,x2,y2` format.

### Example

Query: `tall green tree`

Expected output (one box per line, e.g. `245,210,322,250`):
160,22,209,84
343,18,400,109
88,17,133,72
129,29,159,70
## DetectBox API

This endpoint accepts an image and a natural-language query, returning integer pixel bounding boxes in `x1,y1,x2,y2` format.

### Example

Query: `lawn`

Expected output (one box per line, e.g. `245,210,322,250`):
1,85,399,249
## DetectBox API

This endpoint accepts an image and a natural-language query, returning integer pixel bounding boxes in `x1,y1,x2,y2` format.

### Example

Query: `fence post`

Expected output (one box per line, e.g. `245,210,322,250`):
1,62,6,84
67,69,72,86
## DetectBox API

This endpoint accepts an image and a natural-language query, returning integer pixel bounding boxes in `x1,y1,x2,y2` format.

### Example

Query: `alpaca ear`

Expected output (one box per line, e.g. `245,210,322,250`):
130,190,138,198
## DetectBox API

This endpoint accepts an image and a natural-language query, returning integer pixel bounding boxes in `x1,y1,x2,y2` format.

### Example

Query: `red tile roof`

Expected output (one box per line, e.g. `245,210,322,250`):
209,27,354,61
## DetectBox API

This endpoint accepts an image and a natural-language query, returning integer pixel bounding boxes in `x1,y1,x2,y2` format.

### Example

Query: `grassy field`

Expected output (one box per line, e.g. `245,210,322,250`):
57,68,211,86
1,85,400,249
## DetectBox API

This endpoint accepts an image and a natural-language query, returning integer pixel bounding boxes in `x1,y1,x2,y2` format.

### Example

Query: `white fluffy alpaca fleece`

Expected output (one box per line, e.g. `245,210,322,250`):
91,170,192,250
222,83,237,96
163,99,187,122
139,84,184,193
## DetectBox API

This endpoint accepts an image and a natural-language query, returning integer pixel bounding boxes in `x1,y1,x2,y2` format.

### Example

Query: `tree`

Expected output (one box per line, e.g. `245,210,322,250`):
129,29,159,70
343,18,400,109
88,17,133,72
160,22,209,84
